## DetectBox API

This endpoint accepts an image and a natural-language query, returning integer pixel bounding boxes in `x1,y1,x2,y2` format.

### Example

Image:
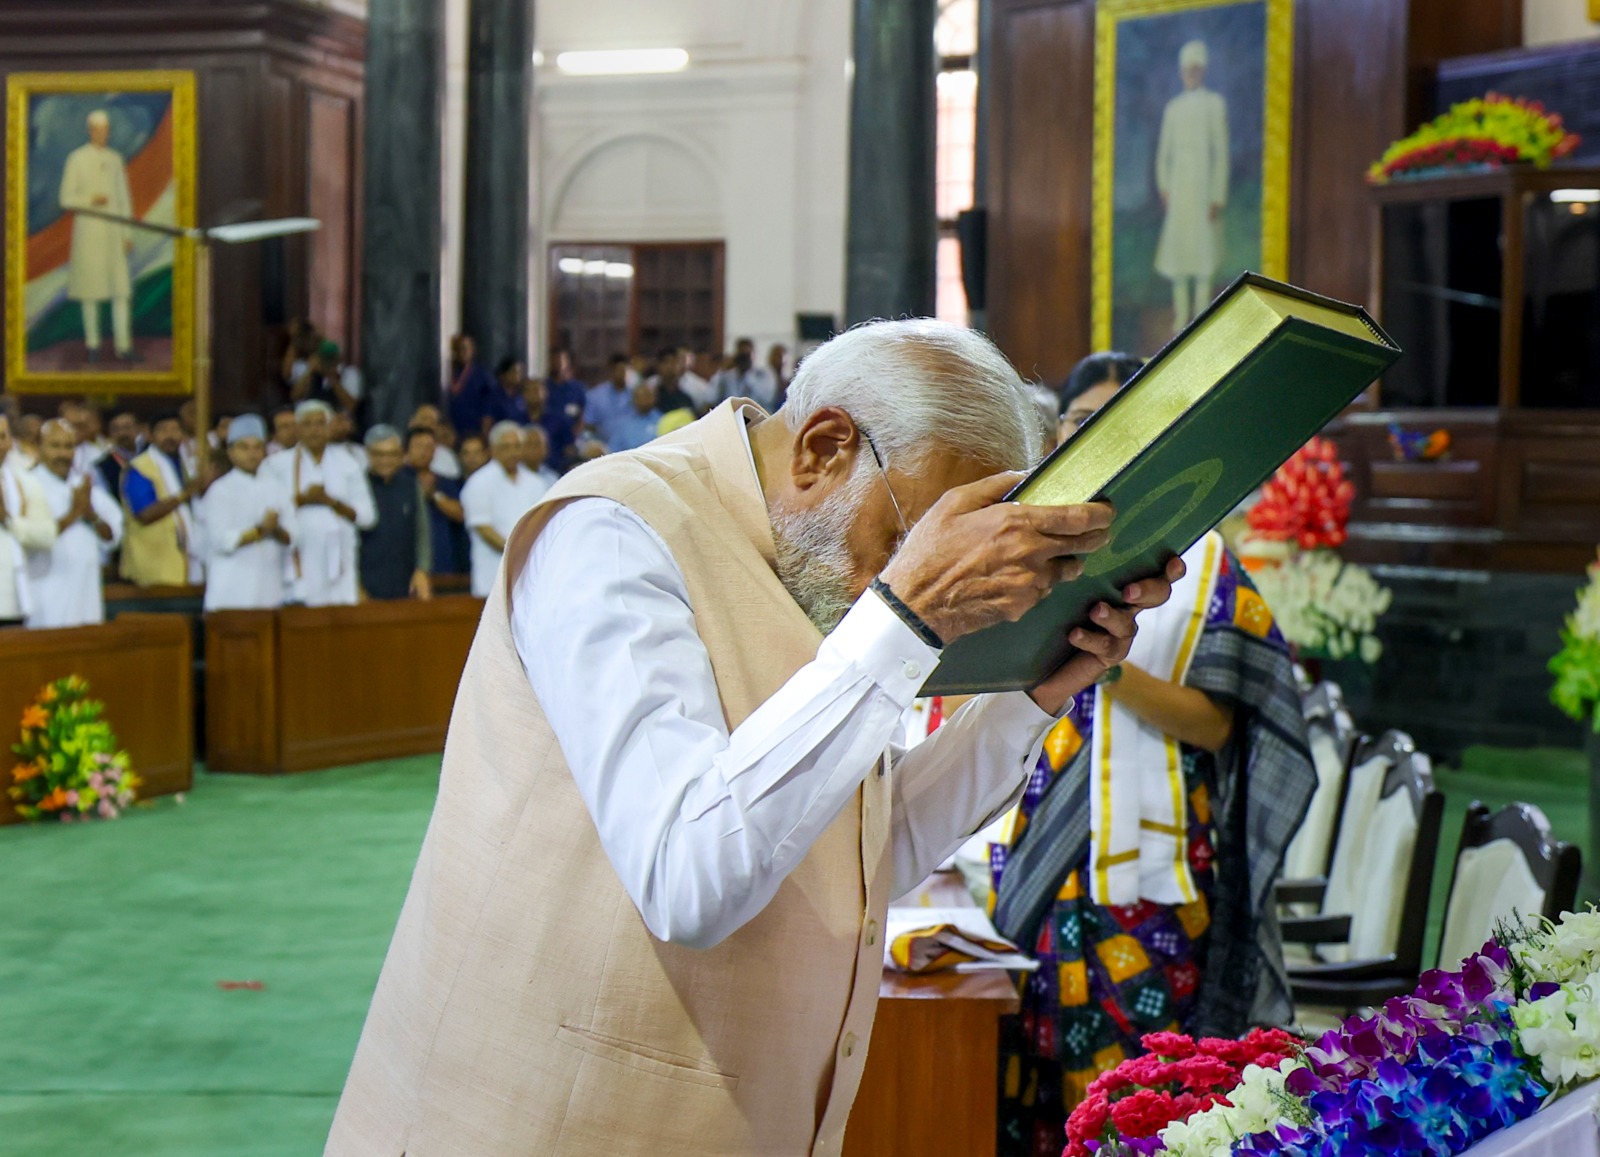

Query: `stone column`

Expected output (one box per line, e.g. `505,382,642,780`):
460,0,534,369
845,0,937,325
361,0,443,426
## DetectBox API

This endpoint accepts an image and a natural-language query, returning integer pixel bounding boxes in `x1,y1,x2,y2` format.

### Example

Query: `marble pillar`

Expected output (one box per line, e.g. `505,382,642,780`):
460,0,533,369
845,0,937,325
361,0,443,426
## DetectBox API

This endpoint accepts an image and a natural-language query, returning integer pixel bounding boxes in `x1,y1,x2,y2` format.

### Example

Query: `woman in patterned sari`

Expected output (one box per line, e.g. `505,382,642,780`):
993,355,1317,1157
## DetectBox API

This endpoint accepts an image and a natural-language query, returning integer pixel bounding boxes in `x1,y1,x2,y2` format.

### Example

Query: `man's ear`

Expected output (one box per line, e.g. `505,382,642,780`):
789,407,862,494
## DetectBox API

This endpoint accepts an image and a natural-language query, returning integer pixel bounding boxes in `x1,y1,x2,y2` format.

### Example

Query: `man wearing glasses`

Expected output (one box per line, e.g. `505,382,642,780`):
328,320,1184,1157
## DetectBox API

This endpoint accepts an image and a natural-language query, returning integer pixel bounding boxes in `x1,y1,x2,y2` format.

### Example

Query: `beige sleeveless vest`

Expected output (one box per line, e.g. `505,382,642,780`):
326,402,894,1156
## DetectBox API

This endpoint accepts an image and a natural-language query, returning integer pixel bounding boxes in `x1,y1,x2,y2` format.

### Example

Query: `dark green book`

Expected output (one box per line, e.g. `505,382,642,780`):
921,272,1401,696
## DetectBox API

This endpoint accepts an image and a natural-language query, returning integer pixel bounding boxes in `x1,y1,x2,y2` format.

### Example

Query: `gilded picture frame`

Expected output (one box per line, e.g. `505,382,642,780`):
6,70,197,396
1092,0,1292,353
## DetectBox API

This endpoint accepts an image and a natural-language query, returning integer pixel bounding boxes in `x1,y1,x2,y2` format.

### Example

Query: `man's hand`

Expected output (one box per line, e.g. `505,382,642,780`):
877,472,1113,644
1026,557,1188,716
410,570,433,601
71,479,93,519
298,484,329,508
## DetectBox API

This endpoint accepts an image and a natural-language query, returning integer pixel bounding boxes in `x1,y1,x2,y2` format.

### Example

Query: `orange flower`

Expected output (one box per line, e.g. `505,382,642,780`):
11,764,37,783
38,787,68,811
40,685,57,703
20,705,48,730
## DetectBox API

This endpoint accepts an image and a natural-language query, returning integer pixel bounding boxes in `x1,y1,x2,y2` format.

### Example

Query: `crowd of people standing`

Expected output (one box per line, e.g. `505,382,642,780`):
0,326,793,631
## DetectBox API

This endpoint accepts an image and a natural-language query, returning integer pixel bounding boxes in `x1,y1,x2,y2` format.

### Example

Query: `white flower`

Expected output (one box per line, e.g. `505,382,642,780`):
1511,972,1600,1088
1158,1059,1304,1157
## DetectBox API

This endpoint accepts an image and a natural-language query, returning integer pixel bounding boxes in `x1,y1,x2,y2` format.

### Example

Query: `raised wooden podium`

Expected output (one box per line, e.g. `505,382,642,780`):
0,614,193,824
206,596,483,774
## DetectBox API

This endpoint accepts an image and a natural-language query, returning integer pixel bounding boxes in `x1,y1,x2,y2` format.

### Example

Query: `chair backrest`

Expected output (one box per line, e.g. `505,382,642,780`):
1437,802,1583,970
1282,709,1359,881
1301,681,1346,725
1320,730,1405,922
1322,738,1444,972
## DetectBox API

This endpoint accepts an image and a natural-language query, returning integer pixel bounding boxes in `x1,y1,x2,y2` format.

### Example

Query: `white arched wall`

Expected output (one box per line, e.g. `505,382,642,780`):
531,0,852,372
425,0,852,375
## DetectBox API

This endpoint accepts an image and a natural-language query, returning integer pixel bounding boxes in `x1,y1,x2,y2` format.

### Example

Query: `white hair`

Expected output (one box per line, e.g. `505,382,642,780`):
363,423,401,449
1180,40,1209,71
87,110,110,129
488,420,523,447
294,399,332,421
783,319,1042,474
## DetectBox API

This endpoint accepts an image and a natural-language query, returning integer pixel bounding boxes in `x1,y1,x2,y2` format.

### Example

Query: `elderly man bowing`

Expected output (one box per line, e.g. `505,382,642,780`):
326,320,1184,1157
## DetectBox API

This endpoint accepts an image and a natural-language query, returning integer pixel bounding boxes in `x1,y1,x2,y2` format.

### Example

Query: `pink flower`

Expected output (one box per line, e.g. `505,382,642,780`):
64,790,78,806
97,800,114,818
1142,1031,1198,1059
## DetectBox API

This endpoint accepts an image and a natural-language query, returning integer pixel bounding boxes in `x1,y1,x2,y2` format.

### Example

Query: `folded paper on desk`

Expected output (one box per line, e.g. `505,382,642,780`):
885,906,1039,973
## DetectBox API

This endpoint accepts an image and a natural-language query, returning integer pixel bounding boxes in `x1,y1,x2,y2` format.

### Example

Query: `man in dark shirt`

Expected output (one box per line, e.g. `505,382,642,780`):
487,357,530,427
96,409,139,499
359,425,432,601
651,346,697,418
446,334,497,439
540,350,586,472
405,425,467,576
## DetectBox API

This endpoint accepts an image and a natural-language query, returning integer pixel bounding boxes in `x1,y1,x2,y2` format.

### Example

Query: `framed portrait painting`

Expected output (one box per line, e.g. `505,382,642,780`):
1092,0,1292,353
6,70,197,395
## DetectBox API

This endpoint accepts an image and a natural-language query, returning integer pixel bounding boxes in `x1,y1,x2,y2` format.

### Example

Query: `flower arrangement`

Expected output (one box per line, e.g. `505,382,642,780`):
1246,439,1354,551
1063,1029,1303,1157
1368,93,1581,184
1549,549,1600,734
1059,911,1600,1157
1249,549,1392,664
8,676,138,822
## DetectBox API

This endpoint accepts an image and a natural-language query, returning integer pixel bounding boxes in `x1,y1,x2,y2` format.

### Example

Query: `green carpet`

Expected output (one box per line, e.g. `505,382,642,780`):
0,746,1588,1156
0,759,440,1157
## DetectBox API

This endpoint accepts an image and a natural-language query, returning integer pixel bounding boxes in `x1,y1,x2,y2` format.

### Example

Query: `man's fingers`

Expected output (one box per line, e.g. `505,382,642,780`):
1012,501,1115,539
941,471,1027,514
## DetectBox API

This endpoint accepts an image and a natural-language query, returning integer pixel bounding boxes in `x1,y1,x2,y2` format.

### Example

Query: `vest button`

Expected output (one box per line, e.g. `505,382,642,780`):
865,920,879,947
902,660,922,681
841,1032,858,1059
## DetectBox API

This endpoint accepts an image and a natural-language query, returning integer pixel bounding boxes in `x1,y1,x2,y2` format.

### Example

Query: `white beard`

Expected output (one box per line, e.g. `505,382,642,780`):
770,468,872,635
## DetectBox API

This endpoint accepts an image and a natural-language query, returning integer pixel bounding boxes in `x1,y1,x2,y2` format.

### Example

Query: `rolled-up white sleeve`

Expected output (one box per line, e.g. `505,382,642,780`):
511,496,1056,948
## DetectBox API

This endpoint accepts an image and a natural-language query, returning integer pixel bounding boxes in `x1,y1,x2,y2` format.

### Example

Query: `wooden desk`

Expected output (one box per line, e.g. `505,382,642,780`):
206,596,484,774
0,615,193,824
844,871,1022,1157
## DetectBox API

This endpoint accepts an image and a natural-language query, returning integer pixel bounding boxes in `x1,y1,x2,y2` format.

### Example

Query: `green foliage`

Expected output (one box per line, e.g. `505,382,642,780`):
1549,626,1600,734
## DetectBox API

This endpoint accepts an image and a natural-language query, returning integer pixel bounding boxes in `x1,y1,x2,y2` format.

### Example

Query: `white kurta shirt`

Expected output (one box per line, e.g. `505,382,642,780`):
1154,86,1230,279
0,466,58,620
511,499,1059,947
263,446,376,607
59,143,134,302
26,466,123,629
200,468,297,611
460,463,551,597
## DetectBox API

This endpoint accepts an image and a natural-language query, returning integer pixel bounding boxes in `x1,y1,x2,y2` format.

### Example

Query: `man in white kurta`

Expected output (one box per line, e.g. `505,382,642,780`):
201,415,296,611
459,422,551,597
27,420,122,629
1154,39,1230,333
58,110,136,364
262,400,374,606
0,417,58,624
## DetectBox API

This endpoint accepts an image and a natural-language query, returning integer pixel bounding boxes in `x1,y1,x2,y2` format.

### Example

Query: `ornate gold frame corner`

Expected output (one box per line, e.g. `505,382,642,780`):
6,70,198,397
1091,0,1294,351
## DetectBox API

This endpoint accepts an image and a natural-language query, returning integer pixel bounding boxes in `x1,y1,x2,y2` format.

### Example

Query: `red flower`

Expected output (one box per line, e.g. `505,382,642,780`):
1141,1031,1197,1059
1175,1054,1237,1090
1065,1090,1110,1145
1109,1089,1181,1138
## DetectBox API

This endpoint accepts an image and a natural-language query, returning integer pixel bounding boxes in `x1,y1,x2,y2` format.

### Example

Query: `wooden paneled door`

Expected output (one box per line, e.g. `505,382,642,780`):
547,241,725,382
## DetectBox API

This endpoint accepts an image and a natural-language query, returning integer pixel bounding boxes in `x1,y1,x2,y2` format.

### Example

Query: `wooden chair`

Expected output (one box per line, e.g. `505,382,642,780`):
1280,738,1445,1014
1282,684,1360,884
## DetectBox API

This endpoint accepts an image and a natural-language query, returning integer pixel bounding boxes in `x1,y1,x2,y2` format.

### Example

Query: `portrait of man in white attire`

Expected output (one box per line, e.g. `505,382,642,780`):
58,109,137,366
1154,38,1229,333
